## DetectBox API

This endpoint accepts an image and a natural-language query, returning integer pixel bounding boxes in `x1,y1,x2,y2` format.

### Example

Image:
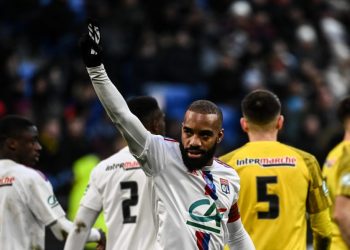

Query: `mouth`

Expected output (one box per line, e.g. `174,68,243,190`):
34,154,40,162
186,150,204,158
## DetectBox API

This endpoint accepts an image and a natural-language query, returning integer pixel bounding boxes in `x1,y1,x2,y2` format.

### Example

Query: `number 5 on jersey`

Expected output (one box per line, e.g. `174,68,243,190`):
256,176,279,219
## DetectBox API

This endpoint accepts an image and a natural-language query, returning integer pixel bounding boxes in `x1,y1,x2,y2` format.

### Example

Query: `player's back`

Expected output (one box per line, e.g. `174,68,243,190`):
220,141,325,250
322,141,350,250
82,147,156,250
0,159,46,249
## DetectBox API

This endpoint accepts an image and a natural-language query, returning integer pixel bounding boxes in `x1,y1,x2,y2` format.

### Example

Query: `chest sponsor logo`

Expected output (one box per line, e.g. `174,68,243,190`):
186,199,225,234
47,195,59,208
220,178,230,194
0,176,15,187
236,157,296,167
105,161,141,171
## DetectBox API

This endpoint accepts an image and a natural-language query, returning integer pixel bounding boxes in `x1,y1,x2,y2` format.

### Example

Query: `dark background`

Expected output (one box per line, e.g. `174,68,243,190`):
1,0,350,248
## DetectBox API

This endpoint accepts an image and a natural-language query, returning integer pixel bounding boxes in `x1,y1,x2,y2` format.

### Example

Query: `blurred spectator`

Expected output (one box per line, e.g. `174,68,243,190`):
1,5,350,244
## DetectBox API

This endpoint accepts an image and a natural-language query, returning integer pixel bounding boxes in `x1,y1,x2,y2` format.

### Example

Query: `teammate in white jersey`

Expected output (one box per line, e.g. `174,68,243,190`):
0,115,105,250
64,96,166,250
75,20,255,250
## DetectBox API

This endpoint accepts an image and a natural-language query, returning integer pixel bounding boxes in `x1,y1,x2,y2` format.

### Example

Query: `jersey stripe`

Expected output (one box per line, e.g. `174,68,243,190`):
228,203,240,223
202,171,218,200
196,231,211,250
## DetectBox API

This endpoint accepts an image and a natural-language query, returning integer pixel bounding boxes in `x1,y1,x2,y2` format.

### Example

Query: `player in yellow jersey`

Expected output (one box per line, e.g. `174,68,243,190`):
220,89,332,250
323,96,350,249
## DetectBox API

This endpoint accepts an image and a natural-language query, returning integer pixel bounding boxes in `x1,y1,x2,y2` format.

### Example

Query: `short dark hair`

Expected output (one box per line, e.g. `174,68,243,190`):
241,89,281,125
0,115,35,144
337,96,350,123
187,100,223,128
127,96,161,126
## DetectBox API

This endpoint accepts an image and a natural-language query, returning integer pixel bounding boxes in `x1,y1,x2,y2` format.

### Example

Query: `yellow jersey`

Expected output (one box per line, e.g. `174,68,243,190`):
220,141,330,250
323,141,350,250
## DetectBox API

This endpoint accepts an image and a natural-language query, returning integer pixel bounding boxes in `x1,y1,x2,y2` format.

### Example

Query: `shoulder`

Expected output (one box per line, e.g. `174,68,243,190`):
162,136,179,148
284,144,318,163
14,163,48,180
92,147,137,174
11,164,50,189
149,135,180,152
328,142,345,157
214,158,239,177
219,148,241,163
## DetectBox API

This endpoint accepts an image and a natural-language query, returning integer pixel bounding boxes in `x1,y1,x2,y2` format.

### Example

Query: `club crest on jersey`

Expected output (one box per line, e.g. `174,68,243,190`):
186,199,224,234
220,178,230,194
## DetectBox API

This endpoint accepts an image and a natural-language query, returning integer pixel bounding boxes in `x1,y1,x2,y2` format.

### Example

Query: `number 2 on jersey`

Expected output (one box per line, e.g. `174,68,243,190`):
121,181,139,223
256,176,279,219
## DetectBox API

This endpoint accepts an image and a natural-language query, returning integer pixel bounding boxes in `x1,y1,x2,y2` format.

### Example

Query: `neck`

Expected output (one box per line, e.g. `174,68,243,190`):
247,131,278,142
343,131,350,141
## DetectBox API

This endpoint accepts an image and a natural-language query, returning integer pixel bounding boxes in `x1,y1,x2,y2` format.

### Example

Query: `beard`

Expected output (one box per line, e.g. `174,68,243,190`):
179,142,217,172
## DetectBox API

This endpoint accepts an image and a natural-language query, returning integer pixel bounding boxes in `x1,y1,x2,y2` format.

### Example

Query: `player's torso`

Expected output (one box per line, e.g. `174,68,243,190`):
323,142,350,250
0,160,45,250
152,144,239,250
94,148,156,250
222,141,310,250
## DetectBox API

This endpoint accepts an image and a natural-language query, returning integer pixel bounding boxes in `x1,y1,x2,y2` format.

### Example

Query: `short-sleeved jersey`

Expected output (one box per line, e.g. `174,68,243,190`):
323,141,350,250
220,141,330,250
80,147,156,250
135,135,241,250
0,159,65,250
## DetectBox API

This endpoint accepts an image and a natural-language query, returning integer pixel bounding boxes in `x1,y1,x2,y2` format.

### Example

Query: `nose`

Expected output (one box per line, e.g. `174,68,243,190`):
35,142,42,151
189,134,201,147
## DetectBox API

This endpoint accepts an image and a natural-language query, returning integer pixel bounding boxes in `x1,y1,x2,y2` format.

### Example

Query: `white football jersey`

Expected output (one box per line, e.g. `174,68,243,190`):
80,147,156,250
87,65,252,249
0,159,65,250
137,135,240,250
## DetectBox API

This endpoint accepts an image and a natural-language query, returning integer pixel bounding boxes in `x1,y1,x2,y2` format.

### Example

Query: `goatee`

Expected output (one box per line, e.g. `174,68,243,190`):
179,142,217,172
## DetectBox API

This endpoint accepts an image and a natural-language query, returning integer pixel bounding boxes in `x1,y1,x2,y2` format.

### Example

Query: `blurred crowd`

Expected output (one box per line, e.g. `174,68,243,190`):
1,0,350,197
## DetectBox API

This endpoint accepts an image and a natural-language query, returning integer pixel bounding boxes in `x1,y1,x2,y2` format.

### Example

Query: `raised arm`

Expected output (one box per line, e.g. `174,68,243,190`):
87,65,149,157
80,20,148,158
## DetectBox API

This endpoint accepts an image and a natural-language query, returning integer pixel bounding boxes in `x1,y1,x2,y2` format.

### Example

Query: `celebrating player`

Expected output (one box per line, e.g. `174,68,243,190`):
0,115,105,250
323,96,350,249
220,89,332,250
64,96,165,250
77,20,255,249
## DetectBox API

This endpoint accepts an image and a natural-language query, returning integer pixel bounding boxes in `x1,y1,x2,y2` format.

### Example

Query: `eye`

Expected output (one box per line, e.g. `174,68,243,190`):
199,131,213,140
183,127,193,136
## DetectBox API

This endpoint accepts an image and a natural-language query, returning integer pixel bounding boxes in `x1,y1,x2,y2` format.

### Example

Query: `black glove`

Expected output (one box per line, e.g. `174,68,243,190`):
79,19,103,67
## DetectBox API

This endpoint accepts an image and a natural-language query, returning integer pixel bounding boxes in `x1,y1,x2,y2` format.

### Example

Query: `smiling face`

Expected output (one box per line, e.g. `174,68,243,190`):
180,110,224,171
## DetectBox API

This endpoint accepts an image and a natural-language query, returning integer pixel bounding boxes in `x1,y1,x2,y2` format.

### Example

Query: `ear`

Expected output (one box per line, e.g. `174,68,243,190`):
217,128,224,144
5,138,17,151
151,119,162,135
276,115,284,130
240,117,248,132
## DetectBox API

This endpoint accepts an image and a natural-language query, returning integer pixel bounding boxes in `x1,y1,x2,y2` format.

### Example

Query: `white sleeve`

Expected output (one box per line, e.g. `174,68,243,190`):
87,65,149,159
25,172,65,226
226,219,255,250
63,206,101,250
80,169,103,212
